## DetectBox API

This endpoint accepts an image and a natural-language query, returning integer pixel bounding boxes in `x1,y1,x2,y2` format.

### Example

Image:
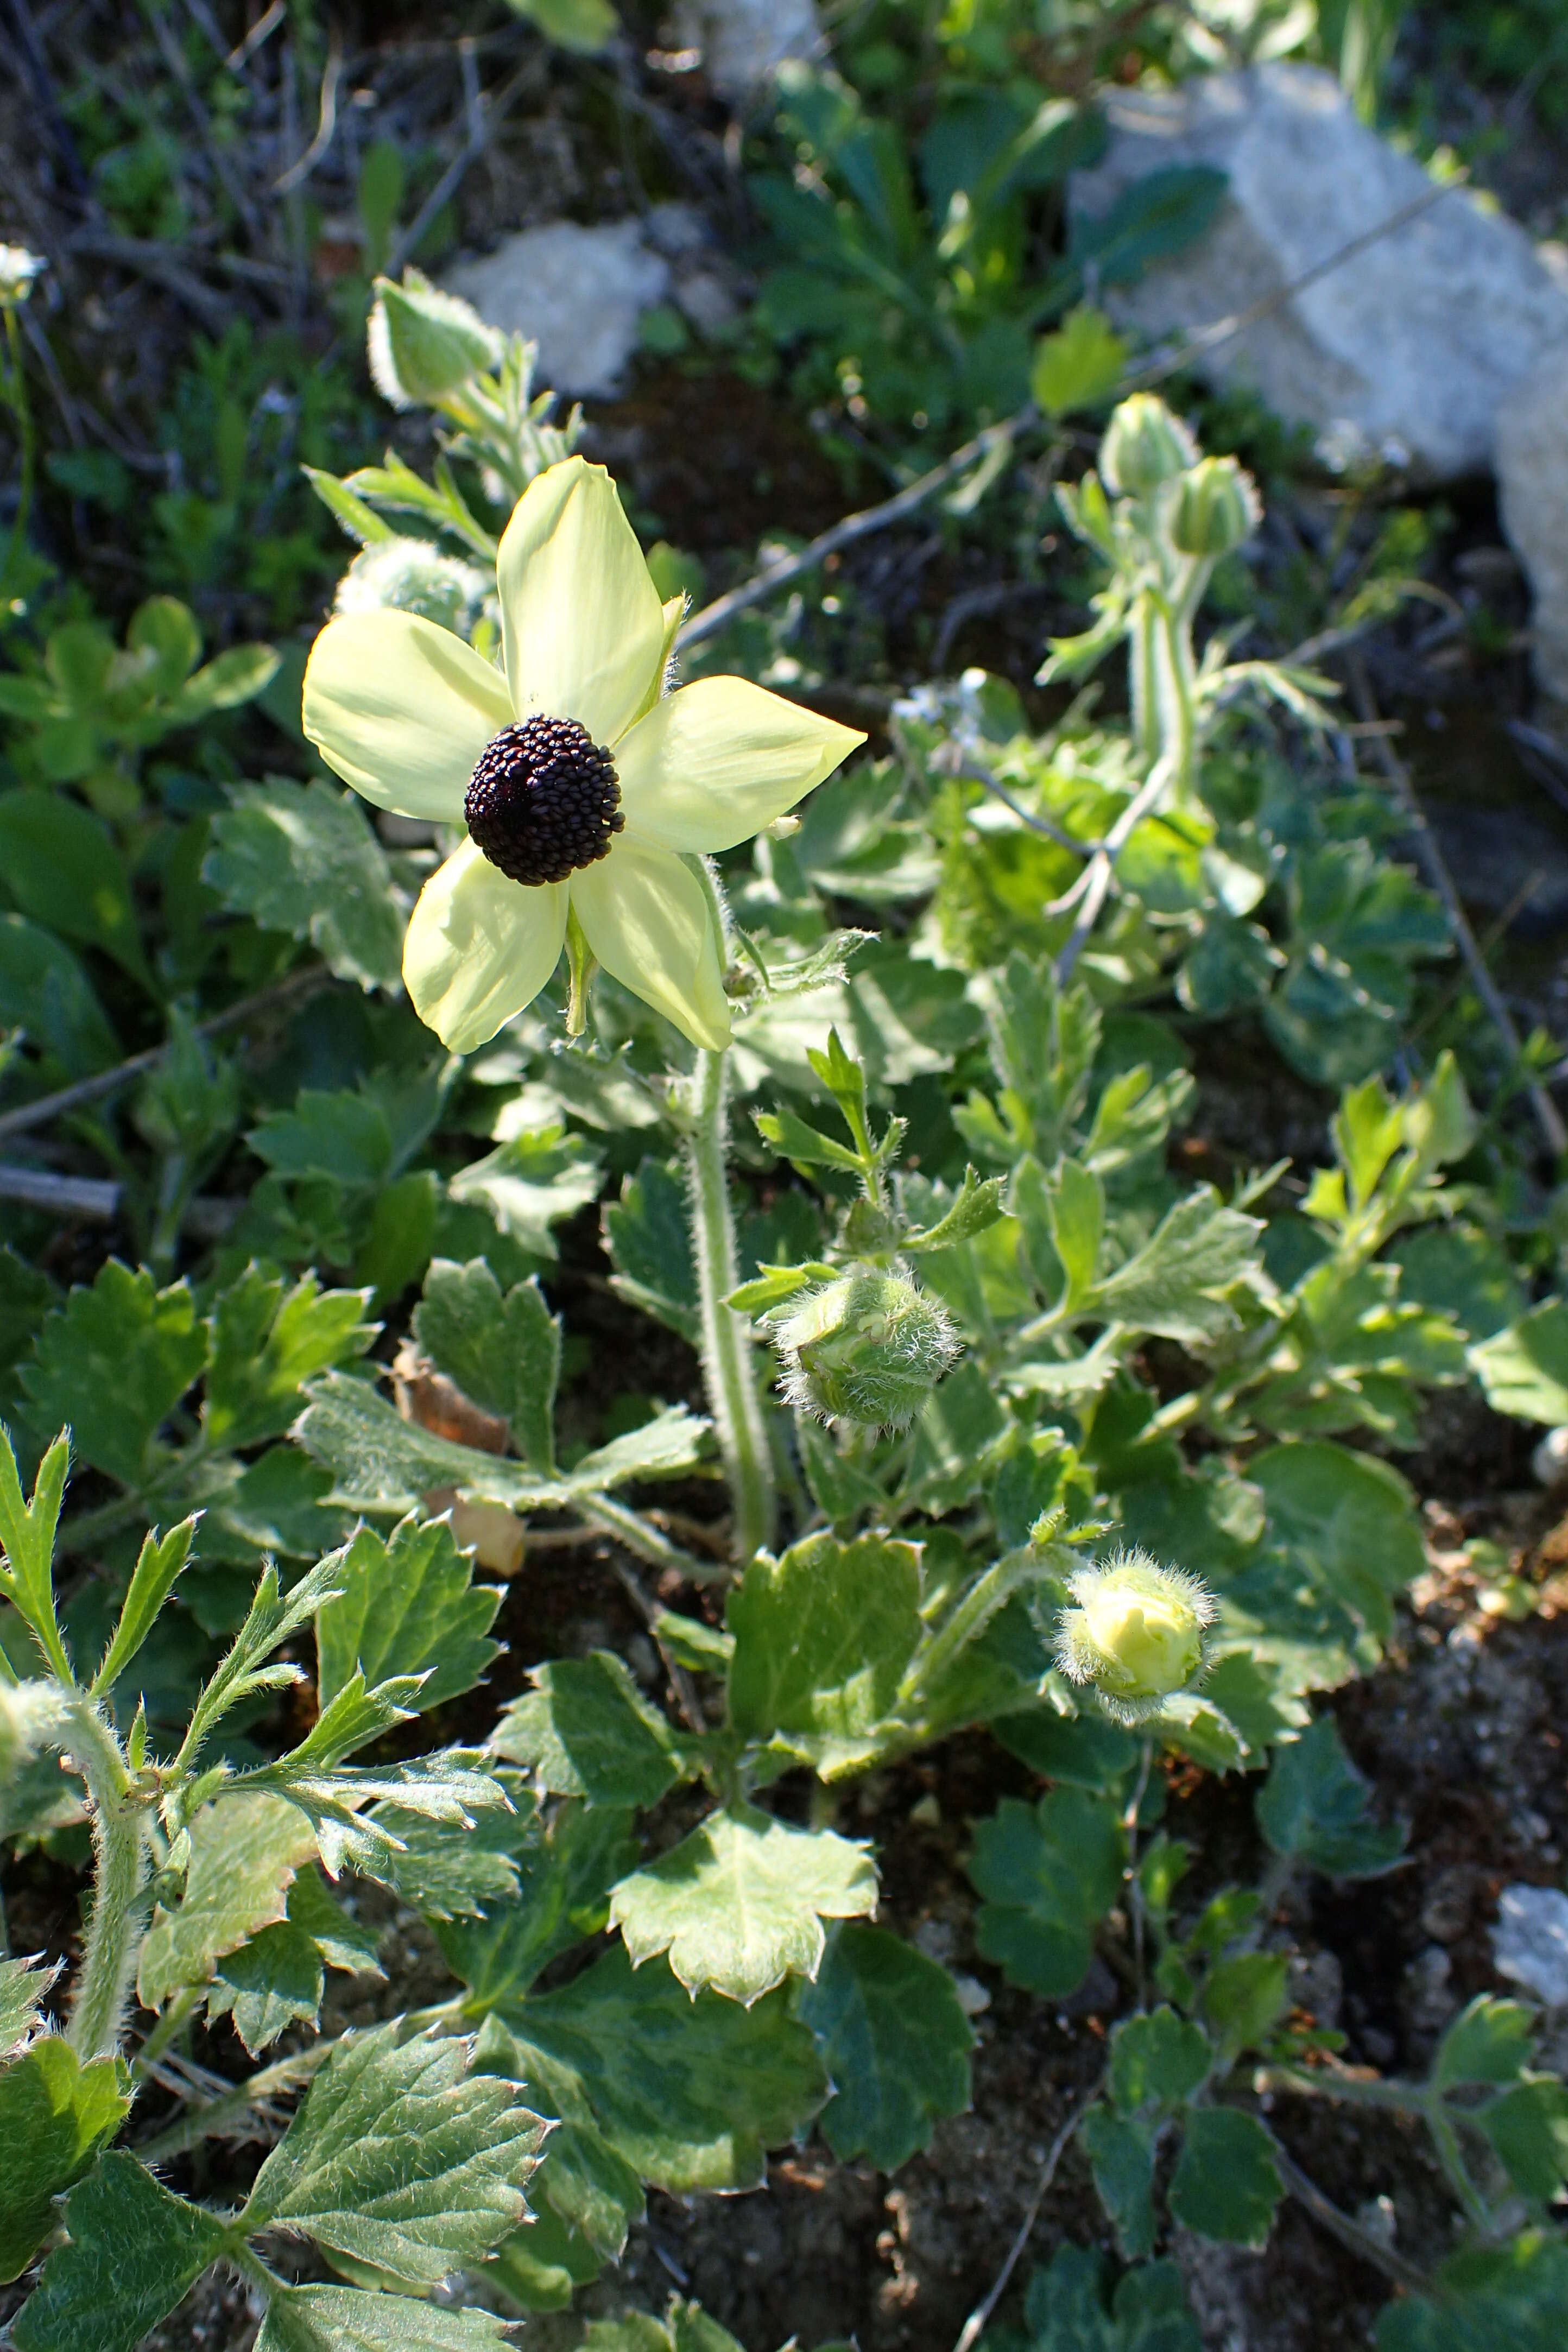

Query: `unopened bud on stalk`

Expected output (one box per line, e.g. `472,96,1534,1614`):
334,538,492,635
1099,394,1198,498
774,1268,959,1431
1169,455,1262,558
1054,1547,1215,1722
368,270,503,409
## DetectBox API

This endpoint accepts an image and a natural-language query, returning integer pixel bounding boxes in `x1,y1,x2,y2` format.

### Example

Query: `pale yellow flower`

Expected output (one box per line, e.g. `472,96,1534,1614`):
303,457,863,1052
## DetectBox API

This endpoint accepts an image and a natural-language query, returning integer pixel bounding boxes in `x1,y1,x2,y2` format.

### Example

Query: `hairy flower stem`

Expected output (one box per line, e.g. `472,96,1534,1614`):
684,1046,775,1565
64,1698,149,2062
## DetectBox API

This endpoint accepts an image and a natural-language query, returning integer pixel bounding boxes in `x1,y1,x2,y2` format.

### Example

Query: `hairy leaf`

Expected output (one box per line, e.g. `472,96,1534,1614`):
726,1531,923,1775
11,2153,229,2351
797,1923,973,2170
436,1798,636,2007
205,1267,377,1451
21,1262,207,1485
610,1805,876,2002
1375,2234,1568,2351
1471,1300,1568,1426
1256,1716,1404,1879
138,1793,317,2010
1167,2107,1282,2246
493,1651,686,1809
0,2037,131,2281
413,1259,561,1470
969,1789,1126,1997
1009,2242,1202,2352
509,1945,829,2191
241,2020,543,2284
204,776,403,991
255,2286,510,2351
315,1515,502,1716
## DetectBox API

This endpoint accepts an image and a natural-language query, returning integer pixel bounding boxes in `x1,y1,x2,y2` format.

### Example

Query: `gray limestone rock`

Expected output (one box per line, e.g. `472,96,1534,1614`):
671,0,825,105
1071,64,1568,481
1498,342,1568,701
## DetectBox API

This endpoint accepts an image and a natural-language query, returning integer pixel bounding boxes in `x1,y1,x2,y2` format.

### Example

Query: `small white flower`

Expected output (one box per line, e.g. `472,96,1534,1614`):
0,246,45,308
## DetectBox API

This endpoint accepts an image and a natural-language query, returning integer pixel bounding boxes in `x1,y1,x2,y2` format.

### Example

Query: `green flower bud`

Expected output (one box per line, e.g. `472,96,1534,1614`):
1054,1547,1215,1723
1169,455,1262,558
775,1268,960,1432
367,269,503,409
334,538,493,636
1098,394,1198,498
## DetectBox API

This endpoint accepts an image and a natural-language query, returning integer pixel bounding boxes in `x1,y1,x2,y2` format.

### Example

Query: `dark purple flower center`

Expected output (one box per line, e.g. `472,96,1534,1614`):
464,715,623,888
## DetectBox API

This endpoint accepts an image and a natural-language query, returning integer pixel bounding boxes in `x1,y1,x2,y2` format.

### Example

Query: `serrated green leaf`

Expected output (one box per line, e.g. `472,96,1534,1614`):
581,2307,745,2352
507,1944,828,2192
413,1259,560,1471
293,1370,569,1513
1253,1441,1426,1646
604,1157,700,1345
436,1798,636,2007
565,1407,709,1490
1030,305,1129,417
1471,1300,1568,1426
492,1651,686,1808
89,1516,197,1697
969,1788,1126,1997
1256,1716,1405,1877
725,1531,923,1775
901,1166,1008,1254
447,1126,603,1258
1478,2079,1568,2201
796,1923,973,2171
205,1267,377,1451
609,1805,876,2002
138,1792,317,2010
315,1515,502,1717
1079,2106,1156,2259
0,2037,131,2280
285,1866,384,1978
0,1953,60,2060
1012,2242,1203,2352
1375,2234,1568,2352
486,2199,605,2310
254,1752,511,1883
11,2152,230,2350
754,1103,865,1172
652,1610,734,1676
256,2285,510,2352
1200,1953,1289,2065
1168,2107,1282,2247
240,2020,543,2284
208,1918,325,2056
204,777,403,991
363,1787,524,1921
1433,1996,1535,2091
0,1429,72,1678
1107,2007,1211,2119
21,1262,207,1485
1085,1187,1261,1345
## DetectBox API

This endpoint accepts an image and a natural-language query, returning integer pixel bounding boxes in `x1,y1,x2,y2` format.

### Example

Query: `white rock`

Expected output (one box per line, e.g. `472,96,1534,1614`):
1493,1882,1568,2008
1498,344,1568,702
1071,64,1568,482
445,218,671,400
672,0,825,105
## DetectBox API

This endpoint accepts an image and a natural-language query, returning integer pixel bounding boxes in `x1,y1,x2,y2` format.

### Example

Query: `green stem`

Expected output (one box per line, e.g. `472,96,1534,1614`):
134,1981,201,2076
2,305,36,590
578,1489,728,1586
64,1699,150,2063
682,1046,775,1565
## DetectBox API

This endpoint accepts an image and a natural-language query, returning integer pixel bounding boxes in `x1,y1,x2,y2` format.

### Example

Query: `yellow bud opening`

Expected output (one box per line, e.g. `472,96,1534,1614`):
1082,1583,1200,1697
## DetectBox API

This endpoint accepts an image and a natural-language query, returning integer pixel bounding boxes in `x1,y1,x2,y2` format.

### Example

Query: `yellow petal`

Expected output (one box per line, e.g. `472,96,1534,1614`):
614,675,865,853
403,840,567,1053
570,839,730,1051
303,610,512,819
496,456,667,746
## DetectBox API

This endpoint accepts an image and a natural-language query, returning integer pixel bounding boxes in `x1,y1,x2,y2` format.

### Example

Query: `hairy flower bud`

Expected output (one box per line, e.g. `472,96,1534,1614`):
334,538,493,635
1098,394,1198,498
1169,455,1262,558
367,269,503,409
1054,1547,1215,1723
774,1269,959,1431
